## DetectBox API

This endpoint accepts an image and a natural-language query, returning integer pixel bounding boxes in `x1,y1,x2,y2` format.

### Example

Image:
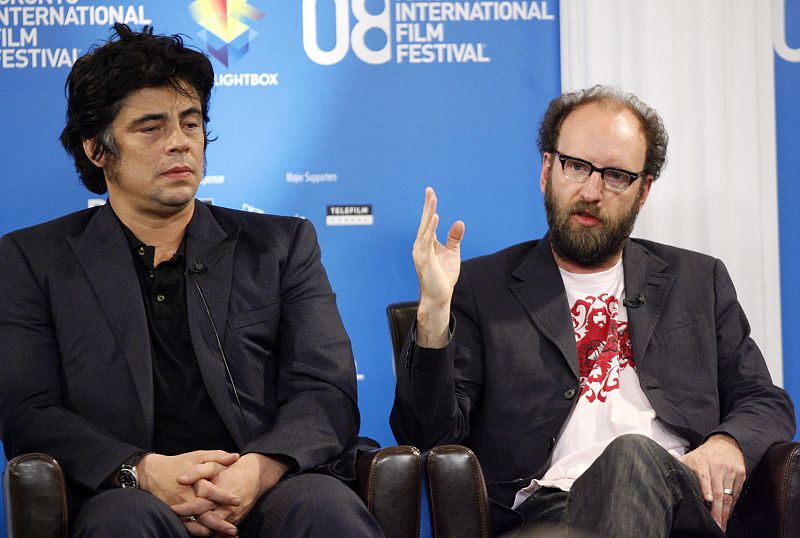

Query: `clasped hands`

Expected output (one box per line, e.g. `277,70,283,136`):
138,450,288,537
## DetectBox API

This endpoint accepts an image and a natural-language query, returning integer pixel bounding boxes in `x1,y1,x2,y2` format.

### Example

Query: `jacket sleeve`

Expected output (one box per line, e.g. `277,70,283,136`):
709,258,795,476
239,219,360,472
0,234,141,492
390,265,484,451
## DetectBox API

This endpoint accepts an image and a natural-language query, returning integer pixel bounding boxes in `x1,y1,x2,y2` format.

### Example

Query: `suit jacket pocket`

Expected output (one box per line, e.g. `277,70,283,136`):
228,301,280,330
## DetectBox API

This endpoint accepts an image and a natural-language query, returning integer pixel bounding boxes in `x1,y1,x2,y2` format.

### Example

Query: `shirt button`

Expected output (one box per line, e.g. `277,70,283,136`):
563,387,577,400
137,246,145,256
547,436,556,450
156,294,166,302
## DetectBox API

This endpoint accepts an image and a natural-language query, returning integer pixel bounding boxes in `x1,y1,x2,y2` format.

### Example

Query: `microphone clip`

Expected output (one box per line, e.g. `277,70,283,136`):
623,293,646,308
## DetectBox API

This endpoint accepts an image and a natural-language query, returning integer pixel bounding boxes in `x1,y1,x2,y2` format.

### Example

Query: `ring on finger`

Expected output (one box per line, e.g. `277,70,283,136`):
722,488,734,496
182,515,198,523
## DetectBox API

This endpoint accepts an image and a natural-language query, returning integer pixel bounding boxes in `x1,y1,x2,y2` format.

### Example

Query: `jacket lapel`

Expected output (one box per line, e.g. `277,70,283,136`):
183,202,249,446
67,203,154,440
622,240,675,364
510,236,580,379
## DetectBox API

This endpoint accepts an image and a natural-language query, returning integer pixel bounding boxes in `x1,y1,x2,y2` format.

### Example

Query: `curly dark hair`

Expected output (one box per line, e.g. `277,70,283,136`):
59,23,214,194
537,85,668,180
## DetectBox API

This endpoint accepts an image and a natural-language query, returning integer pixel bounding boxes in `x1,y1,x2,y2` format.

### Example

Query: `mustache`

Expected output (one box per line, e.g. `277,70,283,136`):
567,201,603,221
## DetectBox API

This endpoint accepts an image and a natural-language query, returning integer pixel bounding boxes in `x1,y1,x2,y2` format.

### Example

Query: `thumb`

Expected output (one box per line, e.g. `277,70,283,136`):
446,221,465,249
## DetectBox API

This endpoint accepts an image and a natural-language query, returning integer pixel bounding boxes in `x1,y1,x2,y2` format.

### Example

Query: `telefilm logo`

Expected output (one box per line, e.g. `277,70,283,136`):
301,0,554,65
775,0,800,62
189,0,279,87
326,205,374,226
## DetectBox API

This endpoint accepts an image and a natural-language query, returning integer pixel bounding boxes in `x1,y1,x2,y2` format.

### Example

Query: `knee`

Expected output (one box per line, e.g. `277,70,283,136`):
607,433,660,454
247,474,382,537
602,434,672,464
278,474,371,518
72,489,182,537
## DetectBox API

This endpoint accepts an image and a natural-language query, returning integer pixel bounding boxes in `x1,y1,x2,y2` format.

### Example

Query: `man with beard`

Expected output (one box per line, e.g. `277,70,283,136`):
390,86,795,537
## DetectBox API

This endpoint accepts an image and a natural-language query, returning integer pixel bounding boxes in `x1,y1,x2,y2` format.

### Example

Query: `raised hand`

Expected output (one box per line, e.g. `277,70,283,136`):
412,187,464,348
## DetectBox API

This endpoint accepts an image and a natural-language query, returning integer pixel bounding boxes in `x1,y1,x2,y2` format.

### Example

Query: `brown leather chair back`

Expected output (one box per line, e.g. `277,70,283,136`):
357,446,422,538
3,453,67,538
387,301,418,373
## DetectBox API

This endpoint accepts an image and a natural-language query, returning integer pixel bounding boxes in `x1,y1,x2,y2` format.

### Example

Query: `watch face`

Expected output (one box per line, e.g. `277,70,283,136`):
119,466,138,489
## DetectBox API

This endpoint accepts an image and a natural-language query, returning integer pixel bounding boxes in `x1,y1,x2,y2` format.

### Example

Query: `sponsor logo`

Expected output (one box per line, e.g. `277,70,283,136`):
302,0,554,65
286,171,338,184
326,204,373,226
189,0,265,67
200,174,225,185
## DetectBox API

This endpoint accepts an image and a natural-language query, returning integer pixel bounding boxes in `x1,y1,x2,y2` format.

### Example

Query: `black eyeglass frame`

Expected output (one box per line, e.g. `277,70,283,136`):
553,151,647,192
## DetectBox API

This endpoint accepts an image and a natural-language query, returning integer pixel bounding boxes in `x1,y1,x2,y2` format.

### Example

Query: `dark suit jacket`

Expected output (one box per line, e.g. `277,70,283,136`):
391,235,795,509
0,201,360,499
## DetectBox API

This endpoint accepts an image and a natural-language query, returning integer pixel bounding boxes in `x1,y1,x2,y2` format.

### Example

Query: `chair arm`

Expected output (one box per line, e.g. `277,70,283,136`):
3,452,68,538
427,445,492,538
356,445,422,538
738,441,800,537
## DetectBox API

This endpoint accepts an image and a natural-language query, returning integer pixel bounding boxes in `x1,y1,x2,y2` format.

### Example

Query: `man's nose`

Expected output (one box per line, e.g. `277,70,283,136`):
579,171,603,202
166,125,190,152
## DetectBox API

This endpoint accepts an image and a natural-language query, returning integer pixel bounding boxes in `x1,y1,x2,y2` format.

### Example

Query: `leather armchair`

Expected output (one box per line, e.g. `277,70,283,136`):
387,301,800,538
4,446,423,538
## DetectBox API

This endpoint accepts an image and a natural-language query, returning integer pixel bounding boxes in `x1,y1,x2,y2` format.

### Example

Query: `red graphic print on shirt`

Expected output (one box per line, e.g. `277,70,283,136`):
571,293,634,403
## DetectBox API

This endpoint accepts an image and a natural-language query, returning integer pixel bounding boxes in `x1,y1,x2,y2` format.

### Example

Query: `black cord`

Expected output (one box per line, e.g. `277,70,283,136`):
188,273,254,441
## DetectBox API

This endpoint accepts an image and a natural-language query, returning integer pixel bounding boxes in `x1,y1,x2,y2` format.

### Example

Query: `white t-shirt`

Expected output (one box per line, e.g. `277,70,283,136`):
512,259,689,509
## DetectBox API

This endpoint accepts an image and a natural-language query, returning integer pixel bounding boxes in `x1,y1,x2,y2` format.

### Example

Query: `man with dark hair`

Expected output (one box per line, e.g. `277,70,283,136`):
0,24,382,537
391,85,795,536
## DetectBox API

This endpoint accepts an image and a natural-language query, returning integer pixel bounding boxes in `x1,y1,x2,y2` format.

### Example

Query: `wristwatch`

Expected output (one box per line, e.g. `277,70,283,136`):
118,462,139,489
117,452,151,489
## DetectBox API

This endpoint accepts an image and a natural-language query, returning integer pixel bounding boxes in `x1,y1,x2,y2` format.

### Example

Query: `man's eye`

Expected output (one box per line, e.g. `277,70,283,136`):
568,160,589,173
140,126,159,133
606,170,626,181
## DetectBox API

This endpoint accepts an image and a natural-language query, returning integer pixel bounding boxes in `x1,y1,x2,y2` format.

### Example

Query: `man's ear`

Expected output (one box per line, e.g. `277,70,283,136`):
82,138,106,168
540,153,552,194
638,175,654,208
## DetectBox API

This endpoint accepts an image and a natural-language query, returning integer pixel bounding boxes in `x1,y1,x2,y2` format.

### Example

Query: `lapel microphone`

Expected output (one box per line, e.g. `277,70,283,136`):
187,261,206,275
623,293,646,308
185,260,254,441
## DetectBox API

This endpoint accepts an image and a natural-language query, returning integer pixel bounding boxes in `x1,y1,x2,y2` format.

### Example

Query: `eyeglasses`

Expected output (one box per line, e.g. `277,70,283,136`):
553,152,646,193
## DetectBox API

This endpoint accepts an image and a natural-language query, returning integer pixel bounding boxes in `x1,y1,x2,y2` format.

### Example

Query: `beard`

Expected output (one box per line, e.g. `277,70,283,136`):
544,171,643,268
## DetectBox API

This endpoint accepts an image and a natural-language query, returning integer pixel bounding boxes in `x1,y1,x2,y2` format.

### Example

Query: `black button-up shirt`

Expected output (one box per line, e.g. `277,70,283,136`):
121,224,238,455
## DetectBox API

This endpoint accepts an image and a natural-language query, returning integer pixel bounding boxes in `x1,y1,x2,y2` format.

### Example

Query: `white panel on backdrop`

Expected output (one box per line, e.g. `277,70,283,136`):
559,0,784,385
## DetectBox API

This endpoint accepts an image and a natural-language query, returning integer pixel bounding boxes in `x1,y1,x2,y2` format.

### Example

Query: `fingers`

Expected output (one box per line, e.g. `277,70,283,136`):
416,187,438,244
181,511,238,537
173,497,217,518
177,461,230,486
193,450,240,466
708,464,725,529
194,478,241,506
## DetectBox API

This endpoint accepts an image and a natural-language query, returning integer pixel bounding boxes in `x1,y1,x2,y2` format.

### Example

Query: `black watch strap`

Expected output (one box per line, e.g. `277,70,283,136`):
116,451,151,489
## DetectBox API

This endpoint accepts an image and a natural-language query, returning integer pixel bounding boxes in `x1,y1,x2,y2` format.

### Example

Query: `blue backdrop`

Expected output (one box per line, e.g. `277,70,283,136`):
0,1,560,533
775,0,800,442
